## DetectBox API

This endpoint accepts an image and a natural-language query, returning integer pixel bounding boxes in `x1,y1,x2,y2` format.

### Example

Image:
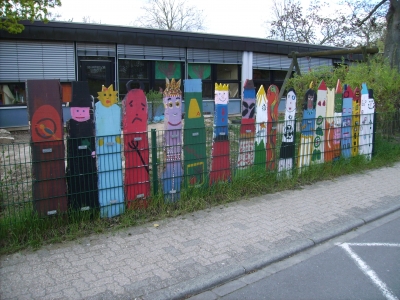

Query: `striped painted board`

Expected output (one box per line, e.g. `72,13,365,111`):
278,88,297,177
27,79,68,217
161,78,183,202
237,79,256,169
123,82,150,209
66,81,99,212
210,83,231,184
359,83,375,160
298,86,316,170
183,79,208,188
95,84,125,218
266,84,279,170
312,80,327,164
341,85,353,159
351,87,361,157
254,85,267,169
324,87,335,162
333,79,343,161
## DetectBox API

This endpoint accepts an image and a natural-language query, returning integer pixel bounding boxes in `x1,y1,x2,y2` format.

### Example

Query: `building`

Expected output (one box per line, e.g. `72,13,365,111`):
0,20,356,129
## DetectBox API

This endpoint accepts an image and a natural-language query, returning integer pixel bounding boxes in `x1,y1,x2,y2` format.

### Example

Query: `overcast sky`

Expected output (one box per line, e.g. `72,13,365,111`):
53,0,329,39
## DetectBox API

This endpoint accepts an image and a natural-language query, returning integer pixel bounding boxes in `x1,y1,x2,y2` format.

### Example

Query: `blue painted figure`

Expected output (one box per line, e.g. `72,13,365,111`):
95,84,125,217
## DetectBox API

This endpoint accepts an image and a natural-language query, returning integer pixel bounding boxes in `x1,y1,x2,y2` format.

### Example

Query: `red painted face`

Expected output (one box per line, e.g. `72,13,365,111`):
124,89,148,133
70,107,90,122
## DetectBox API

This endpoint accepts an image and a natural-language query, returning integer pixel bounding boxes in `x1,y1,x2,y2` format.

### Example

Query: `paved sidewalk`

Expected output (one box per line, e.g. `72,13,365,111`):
1,163,400,300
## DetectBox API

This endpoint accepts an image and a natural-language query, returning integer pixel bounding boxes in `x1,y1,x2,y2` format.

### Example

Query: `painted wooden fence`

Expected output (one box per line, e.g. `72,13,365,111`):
21,79,378,219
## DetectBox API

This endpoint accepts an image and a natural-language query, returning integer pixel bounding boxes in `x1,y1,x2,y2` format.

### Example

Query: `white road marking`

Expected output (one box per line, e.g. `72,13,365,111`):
346,243,400,247
338,243,399,300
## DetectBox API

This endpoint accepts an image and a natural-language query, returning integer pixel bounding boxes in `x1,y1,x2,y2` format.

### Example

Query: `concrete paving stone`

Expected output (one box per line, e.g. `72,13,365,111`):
44,284,64,297
62,287,81,299
80,285,109,299
79,270,98,283
118,265,138,277
152,268,172,280
105,283,125,296
163,245,182,256
113,273,133,286
208,253,231,264
70,256,95,267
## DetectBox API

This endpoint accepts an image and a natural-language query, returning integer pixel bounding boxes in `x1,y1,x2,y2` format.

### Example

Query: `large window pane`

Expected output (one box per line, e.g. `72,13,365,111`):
118,60,149,79
216,64,239,80
202,82,213,100
273,70,288,81
253,69,270,80
188,64,211,79
155,61,181,79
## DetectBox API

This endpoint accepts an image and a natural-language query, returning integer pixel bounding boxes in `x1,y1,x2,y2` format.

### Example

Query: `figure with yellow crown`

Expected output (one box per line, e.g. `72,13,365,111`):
95,84,125,217
209,83,231,184
161,78,183,202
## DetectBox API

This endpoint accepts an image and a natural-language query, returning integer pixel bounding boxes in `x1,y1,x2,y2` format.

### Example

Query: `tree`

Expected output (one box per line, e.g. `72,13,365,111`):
82,16,101,24
134,0,206,31
266,0,352,46
0,0,61,34
357,0,400,71
266,0,399,71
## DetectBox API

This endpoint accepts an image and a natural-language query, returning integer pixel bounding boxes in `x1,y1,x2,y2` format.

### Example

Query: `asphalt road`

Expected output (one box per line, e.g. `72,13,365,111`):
192,210,400,300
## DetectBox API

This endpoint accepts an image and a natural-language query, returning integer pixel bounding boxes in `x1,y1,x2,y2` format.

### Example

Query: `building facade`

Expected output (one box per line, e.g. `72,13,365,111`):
0,21,356,129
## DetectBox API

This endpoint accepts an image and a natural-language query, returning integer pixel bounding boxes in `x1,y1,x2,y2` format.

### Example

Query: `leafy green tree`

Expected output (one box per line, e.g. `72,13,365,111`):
0,0,61,34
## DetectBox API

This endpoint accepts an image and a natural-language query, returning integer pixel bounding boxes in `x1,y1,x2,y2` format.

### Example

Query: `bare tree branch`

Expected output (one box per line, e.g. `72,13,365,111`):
134,0,206,32
357,0,388,26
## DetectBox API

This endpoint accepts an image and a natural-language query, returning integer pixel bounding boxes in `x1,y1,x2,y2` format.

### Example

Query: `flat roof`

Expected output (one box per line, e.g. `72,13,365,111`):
0,20,351,60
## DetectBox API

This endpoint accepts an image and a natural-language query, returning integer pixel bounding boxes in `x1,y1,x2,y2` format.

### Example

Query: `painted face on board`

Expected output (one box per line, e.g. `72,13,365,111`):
286,90,296,112
307,94,314,110
97,84,118,108
368,99,375,110
215,90,228,105
164,95,182,128
124,89,148,133
70,107,90,122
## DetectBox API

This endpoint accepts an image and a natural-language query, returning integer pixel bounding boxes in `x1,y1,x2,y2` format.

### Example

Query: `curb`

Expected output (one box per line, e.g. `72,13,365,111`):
144,201,400,300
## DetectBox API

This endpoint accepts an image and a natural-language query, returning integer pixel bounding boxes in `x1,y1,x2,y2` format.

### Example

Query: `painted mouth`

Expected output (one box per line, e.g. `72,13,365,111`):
168,121,181,126
132,117,143,123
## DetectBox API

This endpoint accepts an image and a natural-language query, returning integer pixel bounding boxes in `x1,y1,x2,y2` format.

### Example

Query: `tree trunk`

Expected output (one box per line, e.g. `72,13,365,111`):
384,0,400,71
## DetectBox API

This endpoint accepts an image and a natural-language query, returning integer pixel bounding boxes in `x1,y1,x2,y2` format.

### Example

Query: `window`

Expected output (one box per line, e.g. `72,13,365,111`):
118,60,184,100
252,69,292,95
0,83,26,106
188,63,240,100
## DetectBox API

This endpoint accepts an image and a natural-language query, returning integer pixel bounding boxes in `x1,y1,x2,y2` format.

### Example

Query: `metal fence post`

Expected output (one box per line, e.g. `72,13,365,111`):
151,128,158,196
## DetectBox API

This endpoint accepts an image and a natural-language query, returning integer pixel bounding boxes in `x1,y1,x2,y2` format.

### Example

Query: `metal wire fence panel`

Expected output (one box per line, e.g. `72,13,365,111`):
0,112,399,226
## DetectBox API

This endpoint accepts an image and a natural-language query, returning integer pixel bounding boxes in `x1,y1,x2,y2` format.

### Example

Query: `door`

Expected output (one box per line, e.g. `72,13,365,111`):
80,60,114,98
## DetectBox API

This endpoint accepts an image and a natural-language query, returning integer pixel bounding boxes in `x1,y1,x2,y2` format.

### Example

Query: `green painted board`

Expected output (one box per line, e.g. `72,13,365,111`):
183,79,208,187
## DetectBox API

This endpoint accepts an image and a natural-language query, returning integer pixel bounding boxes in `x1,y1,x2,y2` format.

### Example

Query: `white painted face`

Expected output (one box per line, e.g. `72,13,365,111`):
368,99,375,110
215,90,229,105
286,90,296,113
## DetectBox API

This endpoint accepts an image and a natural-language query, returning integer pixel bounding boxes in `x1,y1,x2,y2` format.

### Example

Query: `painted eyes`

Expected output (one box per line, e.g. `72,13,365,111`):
175,101,180,107
168,102,173,108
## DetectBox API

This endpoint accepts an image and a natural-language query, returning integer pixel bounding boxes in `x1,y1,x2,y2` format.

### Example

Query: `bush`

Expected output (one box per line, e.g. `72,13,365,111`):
287,55,400,113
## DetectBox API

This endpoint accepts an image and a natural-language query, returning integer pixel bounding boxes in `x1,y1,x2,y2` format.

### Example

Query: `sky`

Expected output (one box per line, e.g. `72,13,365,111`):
52,0,320,39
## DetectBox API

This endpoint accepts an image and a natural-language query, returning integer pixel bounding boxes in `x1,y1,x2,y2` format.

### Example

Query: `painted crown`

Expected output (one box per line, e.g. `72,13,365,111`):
215,83,229,91
163,78,182,97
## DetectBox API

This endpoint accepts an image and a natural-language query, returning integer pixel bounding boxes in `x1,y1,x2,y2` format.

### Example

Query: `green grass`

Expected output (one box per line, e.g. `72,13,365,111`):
1,129,400,256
